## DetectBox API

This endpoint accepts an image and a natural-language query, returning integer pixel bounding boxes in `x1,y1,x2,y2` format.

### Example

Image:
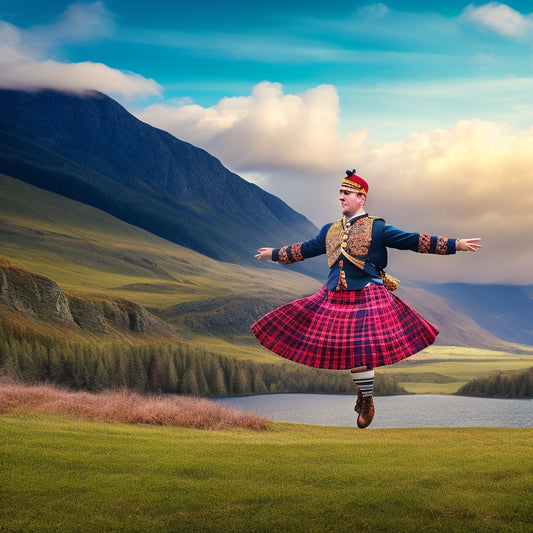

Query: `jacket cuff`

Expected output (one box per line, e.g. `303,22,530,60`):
277,243,304,264
418,234,456,254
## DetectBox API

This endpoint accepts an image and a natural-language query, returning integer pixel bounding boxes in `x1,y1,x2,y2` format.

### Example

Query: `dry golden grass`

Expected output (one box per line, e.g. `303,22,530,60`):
0,380,267,431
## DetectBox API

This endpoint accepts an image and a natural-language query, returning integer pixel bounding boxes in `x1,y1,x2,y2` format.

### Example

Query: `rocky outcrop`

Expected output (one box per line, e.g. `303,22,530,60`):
0,261,74,322
0,258,175,338
68,294,174,336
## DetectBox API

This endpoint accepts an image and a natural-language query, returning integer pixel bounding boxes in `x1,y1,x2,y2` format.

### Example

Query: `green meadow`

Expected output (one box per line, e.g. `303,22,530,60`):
383,345,533,394
2,415,532,533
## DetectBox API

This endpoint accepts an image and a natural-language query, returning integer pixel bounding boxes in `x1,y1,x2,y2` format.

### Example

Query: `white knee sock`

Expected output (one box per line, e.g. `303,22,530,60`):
351,370,374,397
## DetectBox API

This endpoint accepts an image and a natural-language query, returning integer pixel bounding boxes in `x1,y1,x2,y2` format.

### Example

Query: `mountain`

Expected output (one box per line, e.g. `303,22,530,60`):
0,88,322,278
415,282,533,346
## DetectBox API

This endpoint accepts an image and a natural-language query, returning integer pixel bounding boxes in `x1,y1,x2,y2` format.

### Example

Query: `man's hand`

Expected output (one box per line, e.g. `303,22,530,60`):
255,247,274,261
456,238,482,252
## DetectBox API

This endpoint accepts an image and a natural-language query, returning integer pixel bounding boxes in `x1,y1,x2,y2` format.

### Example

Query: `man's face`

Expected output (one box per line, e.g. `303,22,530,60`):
339,188,366,218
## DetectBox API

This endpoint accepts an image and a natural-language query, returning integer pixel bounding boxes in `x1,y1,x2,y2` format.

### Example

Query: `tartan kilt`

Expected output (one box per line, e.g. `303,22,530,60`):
251,285,438,370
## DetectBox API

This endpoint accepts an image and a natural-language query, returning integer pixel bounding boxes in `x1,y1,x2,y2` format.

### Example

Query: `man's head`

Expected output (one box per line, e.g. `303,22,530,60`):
339,169,368,218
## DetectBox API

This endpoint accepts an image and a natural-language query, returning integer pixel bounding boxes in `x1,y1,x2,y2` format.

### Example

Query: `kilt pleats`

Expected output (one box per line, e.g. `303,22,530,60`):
251,285,438,370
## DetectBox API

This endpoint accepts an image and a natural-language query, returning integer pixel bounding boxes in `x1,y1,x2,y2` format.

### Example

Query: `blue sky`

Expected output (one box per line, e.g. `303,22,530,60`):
1,1,533,283
3,1,532,138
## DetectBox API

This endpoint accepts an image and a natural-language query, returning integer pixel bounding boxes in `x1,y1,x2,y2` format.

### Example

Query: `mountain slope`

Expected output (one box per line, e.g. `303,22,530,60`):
415,282,533,346
0,173,320,307
0,88,322,277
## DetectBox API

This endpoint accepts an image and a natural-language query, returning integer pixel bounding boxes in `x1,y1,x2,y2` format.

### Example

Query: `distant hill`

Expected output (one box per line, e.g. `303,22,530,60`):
415,282,533,346
0,88,322,278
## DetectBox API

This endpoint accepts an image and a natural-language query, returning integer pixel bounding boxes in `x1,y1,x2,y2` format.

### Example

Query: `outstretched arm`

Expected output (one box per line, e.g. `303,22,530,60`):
254,224,331,264
456,238,482,252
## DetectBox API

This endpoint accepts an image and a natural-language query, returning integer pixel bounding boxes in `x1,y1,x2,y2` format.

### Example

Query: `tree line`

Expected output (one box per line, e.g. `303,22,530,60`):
456,367,533,399
0,322,405,397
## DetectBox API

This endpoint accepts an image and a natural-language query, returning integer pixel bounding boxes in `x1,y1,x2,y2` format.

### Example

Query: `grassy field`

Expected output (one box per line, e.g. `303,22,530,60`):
1,414,532,533
381,345,533,394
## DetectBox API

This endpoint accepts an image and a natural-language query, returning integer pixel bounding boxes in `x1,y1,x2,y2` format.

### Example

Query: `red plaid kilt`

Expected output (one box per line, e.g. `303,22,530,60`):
251,285,438,370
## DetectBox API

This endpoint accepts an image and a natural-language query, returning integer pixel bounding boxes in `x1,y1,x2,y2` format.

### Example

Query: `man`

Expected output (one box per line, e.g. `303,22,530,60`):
252,170,481,428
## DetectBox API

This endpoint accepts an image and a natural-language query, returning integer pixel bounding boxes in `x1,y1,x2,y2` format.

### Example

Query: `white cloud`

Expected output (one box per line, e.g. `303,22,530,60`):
462,2,533,38
0,57,161,98
358,3,390,19
29,1,115,48
0,5,161,99
138,82,346,173
137,81,533,284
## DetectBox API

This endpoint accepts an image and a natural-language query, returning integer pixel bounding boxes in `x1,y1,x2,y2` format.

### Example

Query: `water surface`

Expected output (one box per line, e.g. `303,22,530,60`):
214,394,533,428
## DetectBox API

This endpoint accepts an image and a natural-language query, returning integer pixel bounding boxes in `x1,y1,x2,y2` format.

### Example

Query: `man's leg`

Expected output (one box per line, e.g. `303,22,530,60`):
350,366,375,428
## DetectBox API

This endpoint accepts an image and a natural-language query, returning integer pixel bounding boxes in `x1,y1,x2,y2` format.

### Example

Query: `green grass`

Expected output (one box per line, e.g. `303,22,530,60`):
1,415,532,532
383,345,533,394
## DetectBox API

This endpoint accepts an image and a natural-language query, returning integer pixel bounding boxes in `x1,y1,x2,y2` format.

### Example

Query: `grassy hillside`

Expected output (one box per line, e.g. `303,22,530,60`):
0,173,320,307
2,413,531,532
0,173,321,370
0,172,319,366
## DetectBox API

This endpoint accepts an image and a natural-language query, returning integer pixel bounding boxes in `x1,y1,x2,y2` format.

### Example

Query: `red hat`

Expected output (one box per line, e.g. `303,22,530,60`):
340,169,368,195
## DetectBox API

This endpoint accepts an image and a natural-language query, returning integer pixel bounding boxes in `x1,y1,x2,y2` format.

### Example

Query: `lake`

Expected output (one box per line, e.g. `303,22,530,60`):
214,394,533,428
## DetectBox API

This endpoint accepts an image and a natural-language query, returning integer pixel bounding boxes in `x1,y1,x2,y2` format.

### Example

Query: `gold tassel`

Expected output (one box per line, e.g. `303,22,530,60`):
381,271,399,292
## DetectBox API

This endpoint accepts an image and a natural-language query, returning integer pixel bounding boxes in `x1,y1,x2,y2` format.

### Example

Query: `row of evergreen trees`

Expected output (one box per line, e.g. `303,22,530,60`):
456,367,533,399
0,322,405,396
5,321,531,399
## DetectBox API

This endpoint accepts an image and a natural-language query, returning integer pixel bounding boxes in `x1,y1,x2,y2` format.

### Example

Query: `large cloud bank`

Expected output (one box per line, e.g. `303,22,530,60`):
138,81,533,284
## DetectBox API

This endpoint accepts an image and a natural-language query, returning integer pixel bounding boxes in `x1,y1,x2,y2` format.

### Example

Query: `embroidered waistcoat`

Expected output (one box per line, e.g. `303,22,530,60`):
325,216,382,269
